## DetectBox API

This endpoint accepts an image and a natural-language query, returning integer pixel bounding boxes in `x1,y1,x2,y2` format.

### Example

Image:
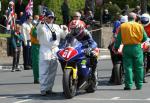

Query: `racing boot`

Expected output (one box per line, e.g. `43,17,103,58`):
109,67,115,84
91,65,98,89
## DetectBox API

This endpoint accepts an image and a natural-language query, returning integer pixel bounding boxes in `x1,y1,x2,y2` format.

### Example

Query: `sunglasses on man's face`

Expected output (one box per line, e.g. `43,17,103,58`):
48,16,54,19
74,16,80,17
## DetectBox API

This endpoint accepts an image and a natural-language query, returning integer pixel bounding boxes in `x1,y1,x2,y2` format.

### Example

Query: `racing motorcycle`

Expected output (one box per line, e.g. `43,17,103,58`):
57,43,99,99
113,44,124,85
109,42,124,85
141,40,150,77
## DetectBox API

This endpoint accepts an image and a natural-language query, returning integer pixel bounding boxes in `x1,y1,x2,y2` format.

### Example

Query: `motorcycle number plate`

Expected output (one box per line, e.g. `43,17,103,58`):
58,47,78,61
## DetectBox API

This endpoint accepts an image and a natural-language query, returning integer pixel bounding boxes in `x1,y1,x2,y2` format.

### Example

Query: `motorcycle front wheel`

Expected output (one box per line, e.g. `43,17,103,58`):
63,69,77,99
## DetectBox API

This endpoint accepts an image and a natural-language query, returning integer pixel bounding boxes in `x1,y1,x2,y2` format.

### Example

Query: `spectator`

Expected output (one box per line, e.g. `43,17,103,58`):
21,15,33,70
84,10,95,31
18,12,27,25
133,6,141,22
11,24,23,72
134,6,141,15
30,18,40,84
122,4,130,16
36,10,68,96
33,15,39,25
15,13,20,25
69,11,86,29
61,0,70,25
102,9,111,24
85,0,95,15
72,11,82,20
6,1,15,34
114,12,147,90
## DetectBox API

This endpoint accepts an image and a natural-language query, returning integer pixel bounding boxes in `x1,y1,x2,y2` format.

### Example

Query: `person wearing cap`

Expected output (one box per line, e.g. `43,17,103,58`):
114,12,148,90
36,10,68,96
30,15,40,84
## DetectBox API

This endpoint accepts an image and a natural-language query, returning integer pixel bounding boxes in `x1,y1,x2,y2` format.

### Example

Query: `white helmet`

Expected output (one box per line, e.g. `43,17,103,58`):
120,15,128,23
140,13,150,27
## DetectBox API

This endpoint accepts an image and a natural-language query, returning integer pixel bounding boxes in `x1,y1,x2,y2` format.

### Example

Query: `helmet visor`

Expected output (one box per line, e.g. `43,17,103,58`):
70,28,80,37
141,17,149,25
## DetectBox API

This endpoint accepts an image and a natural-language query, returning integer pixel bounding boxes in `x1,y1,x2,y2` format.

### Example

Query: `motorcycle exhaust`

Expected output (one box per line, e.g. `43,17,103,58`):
79,81,89,90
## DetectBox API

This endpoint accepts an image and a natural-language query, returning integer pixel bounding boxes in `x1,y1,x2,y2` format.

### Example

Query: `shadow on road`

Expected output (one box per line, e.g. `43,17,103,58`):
0,82,33,85
0,93,67,100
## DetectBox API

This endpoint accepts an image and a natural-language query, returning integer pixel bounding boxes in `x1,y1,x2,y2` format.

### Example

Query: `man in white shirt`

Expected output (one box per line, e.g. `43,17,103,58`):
21,15,33,70
37,10,67,96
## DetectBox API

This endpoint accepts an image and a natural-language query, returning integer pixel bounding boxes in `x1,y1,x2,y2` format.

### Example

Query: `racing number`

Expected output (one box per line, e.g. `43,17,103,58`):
62,50,72,58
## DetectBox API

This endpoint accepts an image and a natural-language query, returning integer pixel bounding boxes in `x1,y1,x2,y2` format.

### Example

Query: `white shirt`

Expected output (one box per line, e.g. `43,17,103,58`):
21,22,33,45
37,23,67,60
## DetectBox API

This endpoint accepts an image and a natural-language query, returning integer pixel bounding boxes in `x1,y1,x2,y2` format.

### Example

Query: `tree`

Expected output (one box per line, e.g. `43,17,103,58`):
141,0,148,14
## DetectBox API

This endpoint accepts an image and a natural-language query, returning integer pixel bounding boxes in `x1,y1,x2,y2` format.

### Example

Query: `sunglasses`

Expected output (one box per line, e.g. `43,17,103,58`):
48,16,54,19
73,16,80,17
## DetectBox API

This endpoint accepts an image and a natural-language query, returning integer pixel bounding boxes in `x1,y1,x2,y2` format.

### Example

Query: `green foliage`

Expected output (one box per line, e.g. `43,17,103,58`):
0,0,9,17
110,0,140,9
33,0,85,24
0,34,11,38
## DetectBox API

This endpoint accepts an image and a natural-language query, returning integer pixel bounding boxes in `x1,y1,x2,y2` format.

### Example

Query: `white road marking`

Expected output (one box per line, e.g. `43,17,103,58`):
100,48,109,51
73,97,150,101
99,55,111,60
0,96,7,99
146,98,150,100
111,97,120,100
13,99,32,103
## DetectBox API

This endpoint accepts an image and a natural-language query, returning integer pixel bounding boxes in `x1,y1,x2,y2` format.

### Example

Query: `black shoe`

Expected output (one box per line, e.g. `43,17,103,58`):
41,91,47,96
11,69,15,72
108,79,114,84
143,79,148,83
34,80,39,84
24,66,30,70
15,68,21,72
24,66,31,70
46,90,57,95
124,87,131,90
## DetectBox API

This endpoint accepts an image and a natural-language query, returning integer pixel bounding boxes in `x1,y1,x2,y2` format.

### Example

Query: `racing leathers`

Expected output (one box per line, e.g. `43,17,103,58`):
63,29,98,79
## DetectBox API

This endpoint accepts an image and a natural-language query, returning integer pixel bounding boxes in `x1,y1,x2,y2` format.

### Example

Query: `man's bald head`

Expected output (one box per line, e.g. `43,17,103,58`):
128,12,137,21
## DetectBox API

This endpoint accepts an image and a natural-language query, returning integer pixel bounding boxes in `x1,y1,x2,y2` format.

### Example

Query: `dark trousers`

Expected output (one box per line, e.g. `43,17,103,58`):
23,41,32,69
12,47,21,69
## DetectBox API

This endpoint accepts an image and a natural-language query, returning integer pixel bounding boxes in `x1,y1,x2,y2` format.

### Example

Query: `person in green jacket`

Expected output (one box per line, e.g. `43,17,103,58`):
11,24,23,72
114,12,148,90
31,18,40,84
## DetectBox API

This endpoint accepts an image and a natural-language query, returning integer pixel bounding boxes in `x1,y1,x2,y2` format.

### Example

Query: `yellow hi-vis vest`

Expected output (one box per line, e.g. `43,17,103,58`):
120,21,143,45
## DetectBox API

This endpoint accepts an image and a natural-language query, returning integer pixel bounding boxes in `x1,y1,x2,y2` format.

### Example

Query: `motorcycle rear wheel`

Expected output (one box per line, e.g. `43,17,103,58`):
63,69,77,99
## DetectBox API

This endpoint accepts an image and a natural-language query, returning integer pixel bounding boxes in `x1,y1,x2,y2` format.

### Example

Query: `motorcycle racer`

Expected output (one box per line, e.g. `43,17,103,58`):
62,19,98,81
140,13,150,82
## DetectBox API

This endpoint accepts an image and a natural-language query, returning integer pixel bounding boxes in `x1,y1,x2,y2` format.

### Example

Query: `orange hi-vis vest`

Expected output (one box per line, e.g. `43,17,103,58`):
144,24,150,38
30,27,39,45
120,21,143,45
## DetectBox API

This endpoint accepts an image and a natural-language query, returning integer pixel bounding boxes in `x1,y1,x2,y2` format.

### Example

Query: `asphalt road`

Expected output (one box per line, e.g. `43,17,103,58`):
0,59,150,103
